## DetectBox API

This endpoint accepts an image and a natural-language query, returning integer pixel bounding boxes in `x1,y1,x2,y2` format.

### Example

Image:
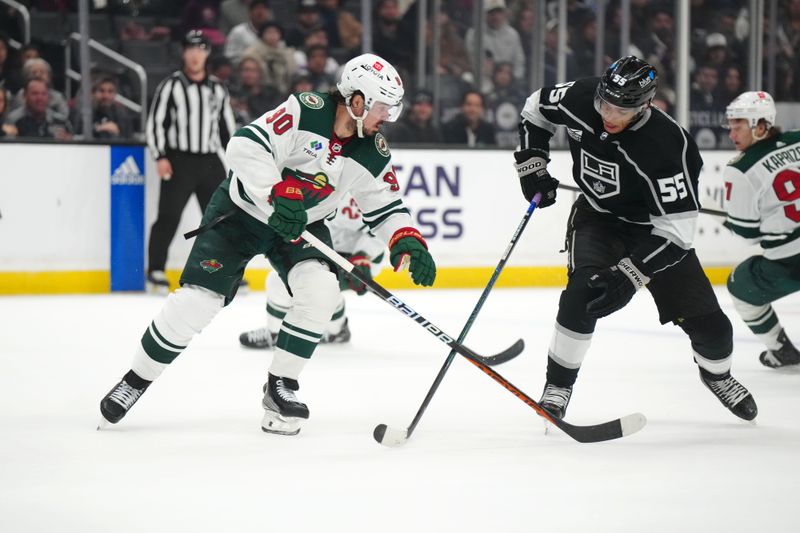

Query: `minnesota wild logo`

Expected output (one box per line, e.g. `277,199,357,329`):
299,92,324,109
375,133,390,157
283,168,335,208
200,259,223,273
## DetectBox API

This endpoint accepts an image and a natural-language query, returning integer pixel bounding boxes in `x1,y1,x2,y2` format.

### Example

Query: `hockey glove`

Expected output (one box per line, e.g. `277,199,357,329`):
268,180,307,242
514,148,559,207
339,252,372,295
586,258,651,319
389,228,436,287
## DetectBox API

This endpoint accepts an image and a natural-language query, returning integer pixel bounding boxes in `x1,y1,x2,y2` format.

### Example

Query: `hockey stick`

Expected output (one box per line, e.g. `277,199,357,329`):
302,231,647,443
558,183,726,217
300,231,525,366
374,193,543,447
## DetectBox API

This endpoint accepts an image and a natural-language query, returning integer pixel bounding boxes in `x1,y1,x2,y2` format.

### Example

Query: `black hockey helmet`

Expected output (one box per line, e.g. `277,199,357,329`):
182,29,210,50
595,56,657,109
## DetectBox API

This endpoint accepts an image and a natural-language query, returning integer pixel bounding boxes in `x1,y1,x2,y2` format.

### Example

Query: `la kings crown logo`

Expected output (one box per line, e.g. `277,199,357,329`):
579,149,620,199
111,155,144,185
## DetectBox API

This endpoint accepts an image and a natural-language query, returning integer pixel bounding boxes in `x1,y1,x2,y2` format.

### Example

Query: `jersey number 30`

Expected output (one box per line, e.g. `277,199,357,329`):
266,107,293,135
773,168,800,222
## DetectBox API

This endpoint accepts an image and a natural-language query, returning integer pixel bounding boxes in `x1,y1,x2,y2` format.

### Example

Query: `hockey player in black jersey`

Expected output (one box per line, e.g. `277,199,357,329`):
514,56,757,422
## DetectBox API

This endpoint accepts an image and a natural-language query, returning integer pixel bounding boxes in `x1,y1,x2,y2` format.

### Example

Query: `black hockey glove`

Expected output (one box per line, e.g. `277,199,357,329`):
586,258,651,319
514,148,558,207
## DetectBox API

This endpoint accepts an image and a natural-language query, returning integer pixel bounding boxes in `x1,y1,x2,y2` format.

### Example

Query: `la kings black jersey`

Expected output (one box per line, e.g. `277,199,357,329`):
520,77,704,276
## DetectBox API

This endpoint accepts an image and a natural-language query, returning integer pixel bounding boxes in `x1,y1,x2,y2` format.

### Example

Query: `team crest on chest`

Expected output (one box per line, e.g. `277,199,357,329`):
579,149,620,199
283,168,336,208
375,133,390,157
299,92,324,109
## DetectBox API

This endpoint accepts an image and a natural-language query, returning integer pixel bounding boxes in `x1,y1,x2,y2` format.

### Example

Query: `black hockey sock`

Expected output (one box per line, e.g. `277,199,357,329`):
545,357,579,388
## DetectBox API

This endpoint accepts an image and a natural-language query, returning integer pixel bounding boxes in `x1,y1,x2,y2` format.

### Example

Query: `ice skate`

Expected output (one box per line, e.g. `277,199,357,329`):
99,373,151,427
320,318,351,344
699,369,758,421
261,373,309,436
146,270,170,295
239,327,277,349
539,382,572,433
759,329,800,368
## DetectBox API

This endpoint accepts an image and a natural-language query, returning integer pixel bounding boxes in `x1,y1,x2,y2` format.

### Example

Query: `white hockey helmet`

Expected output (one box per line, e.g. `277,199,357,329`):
337,53,404,136
725,91,776,129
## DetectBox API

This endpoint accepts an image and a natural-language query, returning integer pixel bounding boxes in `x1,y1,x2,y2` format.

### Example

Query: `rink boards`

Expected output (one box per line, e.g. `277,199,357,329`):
0,143,759,294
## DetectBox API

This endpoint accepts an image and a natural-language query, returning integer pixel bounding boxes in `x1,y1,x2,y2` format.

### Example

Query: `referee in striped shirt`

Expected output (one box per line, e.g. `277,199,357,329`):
145,30,237,292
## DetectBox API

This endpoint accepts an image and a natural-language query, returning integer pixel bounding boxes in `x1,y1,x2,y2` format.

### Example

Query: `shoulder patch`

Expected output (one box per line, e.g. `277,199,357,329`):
374,132,390,157
299,92,324,109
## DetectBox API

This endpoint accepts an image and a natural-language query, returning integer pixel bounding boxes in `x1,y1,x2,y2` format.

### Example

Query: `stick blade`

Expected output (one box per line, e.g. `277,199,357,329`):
482,338,525,366
619,412,647,437
373,423,409,447
553,412,648,443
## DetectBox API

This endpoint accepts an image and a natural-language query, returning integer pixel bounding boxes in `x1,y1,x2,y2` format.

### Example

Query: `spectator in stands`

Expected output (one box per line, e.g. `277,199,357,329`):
0,33,22,93
19,44,40,66
229,56,280,125
466,0,525,81
10,58,68,117
716,65,743,107
285,0,321,49
513,4,535,70
294,28,339,75
435,7,473,84
242,21,295,95
185,2,227,47
289,73,313,93
690,63,725,148
220,0,252,35
225,0,271,63
372,0,413,77
652,92,674,118
386,89,441,144
704,32,730,72
9,78,72,140
70,76,135,140
318,0,361,54
302,44,336,92
543,19,577,86
485,61,526,147
441,90,496,147
209,55,234,86
0,86,18,138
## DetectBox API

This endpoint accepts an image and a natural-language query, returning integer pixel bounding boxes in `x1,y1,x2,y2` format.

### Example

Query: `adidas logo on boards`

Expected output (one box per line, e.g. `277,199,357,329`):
111,155,145,185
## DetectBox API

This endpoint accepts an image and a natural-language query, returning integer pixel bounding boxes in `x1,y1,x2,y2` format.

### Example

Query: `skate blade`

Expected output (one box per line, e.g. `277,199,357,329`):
97,418,112,431
261,410,302,436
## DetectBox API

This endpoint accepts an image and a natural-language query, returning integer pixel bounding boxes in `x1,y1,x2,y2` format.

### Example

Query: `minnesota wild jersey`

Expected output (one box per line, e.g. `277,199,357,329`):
723,130,800,259
328,193,385,261
224,91,411,244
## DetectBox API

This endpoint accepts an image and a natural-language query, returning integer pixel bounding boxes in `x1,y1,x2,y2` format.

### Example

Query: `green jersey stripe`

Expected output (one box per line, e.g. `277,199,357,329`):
726,213,761,225
761,227,800,249
150,321,185,351
275,331,317,359
364,207,410,229
723,221,762,239
249,123,273,145
281,321,323,340
362,199,404,220
234,128,271,153
267,303,288,320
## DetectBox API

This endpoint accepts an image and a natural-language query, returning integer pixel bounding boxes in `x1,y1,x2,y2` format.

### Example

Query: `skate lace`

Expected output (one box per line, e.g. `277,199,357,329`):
707,376,749,407
247,328,274,345
275,380,299,403
541,384,571,409
108,382,143,409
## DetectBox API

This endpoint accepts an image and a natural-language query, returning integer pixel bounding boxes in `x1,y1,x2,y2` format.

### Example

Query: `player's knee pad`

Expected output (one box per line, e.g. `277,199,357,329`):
266,269,292,308
679,309,733,359
287,260,340,328
556,268,601,334
154,284,225,345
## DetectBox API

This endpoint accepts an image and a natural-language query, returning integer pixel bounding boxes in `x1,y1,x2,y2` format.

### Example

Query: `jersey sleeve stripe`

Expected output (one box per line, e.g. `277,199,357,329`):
249,123,273,146
234,128,271,153
726,214,761,225
361,199,404,220
723,221,762,239
761,228,800,248
363,207,411,229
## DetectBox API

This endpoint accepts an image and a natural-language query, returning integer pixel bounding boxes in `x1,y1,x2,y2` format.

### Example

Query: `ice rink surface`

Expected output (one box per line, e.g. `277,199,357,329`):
1,286,799,532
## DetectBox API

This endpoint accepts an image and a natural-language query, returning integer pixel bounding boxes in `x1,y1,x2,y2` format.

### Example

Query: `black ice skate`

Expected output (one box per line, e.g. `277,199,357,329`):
146,270,170,295
539,382,573,420
320,318,351,344
99,372,151,427
239,327,277,349
759,329,800,368
699,369,758,421
261,373,309,436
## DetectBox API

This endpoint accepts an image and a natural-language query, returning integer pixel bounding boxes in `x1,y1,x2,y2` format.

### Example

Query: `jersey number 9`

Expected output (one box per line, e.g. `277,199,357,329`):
773,168,800,222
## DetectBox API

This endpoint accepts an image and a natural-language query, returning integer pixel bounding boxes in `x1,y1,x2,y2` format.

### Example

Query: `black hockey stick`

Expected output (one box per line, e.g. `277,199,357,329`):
302,231,646,443
300,231,525,366
374,193,543,447
558,183,726,217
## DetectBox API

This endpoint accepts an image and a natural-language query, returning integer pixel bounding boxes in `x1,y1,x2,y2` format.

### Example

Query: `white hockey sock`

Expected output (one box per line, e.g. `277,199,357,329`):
325,296,346,336
269,349,309,380
548,322,593,370
730,295,783,350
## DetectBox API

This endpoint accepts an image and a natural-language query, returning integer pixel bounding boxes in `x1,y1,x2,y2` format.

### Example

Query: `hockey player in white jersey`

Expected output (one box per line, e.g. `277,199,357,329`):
723,91,800,368
99,54,436,435
239,193,386,349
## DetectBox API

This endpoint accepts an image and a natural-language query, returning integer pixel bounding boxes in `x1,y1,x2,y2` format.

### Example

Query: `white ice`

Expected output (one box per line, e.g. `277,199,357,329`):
1,286,799,533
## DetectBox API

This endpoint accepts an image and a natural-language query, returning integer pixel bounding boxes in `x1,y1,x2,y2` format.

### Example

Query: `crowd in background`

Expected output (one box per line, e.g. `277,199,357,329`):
1,0,800,148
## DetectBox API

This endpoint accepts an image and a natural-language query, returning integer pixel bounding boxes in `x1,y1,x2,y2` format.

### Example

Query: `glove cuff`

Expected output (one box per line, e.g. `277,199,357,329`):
270,179,304,202
349,253,371,267
617,257,650,290
389,227,427,250
513,148,549,164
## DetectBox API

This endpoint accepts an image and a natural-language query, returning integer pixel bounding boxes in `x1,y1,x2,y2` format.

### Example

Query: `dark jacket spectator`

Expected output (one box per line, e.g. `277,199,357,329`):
0,86,18,138
10,78,72,139
229,56,281,125
301,44,336,92
0,33,22,93
220,0,251,35
386,89,441,144
441,90,496,147
70,77,135,139
285,0,322,49
318,0,361,52
372,0,413,76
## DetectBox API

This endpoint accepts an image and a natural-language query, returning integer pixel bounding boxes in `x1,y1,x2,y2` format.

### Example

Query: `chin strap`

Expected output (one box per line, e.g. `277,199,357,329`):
345,97,365,138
